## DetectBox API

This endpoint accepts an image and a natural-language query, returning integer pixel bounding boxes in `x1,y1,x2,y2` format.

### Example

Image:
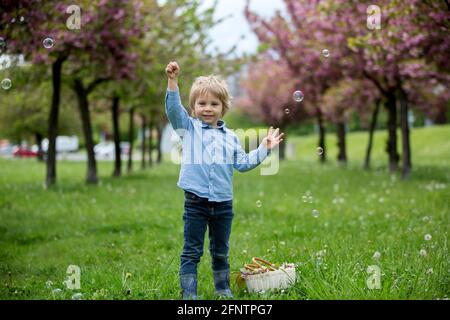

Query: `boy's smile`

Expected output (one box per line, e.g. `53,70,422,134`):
193,91,223,128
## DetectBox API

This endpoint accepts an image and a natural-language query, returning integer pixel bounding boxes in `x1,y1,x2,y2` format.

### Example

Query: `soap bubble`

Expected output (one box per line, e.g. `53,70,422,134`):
1,78,12,90
43,37,54,49
284,108,290,114
293,90,304,102
256,200,262,208
19,16,25,23
424,234,432,241
312,209,320,218
419,249,427,257
322,49,330,58
317,147,324,156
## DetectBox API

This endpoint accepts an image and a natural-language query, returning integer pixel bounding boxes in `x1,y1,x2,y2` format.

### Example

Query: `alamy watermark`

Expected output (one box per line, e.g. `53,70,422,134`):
64,264,81,289
366,265,381,290
66,5,81,30
367,5,381,30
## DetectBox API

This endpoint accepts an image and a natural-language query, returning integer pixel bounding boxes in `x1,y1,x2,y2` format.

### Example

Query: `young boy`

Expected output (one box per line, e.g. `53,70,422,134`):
165,61,283,299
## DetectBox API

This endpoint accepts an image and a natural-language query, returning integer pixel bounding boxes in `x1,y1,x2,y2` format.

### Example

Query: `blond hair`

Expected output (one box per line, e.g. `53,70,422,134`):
189,75,232,116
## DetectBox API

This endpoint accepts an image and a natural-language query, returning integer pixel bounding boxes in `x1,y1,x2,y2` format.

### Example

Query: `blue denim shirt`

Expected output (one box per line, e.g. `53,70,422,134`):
165,89,270,202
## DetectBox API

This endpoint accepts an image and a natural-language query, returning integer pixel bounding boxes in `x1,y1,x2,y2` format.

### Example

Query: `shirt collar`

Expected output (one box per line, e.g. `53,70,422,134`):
201,119,226,131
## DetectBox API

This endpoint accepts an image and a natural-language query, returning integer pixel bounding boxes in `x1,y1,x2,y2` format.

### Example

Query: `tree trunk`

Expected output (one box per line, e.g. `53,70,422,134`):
140,114,146,169
336,121,347,164
317,111,326,162
385,92,399,173
148,120,153,167
45,56,66,187
398,87,411,179
364,99,381,170
111,94,121,177
156,123,163,164
74,78,98,184
127,107,135,174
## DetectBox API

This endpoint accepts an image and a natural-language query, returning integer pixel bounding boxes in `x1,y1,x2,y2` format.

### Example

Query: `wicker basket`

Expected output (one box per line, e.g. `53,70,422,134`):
241,257,296,293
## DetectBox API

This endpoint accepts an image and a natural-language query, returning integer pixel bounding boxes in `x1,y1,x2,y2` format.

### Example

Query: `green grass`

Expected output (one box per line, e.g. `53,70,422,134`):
0,125,449,300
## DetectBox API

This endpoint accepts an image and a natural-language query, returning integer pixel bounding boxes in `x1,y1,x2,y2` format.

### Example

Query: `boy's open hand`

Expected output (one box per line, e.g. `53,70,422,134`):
262,127,284,150
166,61,180,80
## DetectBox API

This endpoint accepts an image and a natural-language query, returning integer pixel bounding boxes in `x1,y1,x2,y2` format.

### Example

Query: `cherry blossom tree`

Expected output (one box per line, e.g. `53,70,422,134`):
337,0,450,178
1,0,145,184
237,53,309,159
245,0,450,177
244,0,350,162
322,78,380,165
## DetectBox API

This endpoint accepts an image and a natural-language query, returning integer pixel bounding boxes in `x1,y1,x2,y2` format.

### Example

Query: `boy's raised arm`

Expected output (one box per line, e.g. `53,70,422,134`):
233,137,270,172
233,127,284,172
165,61,190,131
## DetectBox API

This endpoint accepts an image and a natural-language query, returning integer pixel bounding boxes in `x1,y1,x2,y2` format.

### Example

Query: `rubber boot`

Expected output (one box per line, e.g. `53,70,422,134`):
213,270,233,298
180,273,198,300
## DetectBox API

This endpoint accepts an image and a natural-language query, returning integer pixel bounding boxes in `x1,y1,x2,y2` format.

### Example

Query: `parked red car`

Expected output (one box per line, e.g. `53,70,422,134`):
12,146,38,158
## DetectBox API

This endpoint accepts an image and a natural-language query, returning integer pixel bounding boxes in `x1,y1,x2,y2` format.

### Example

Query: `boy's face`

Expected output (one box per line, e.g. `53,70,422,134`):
193,91,223,128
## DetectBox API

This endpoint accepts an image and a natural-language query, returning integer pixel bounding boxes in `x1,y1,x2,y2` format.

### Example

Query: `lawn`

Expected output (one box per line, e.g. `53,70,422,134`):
0,125,449,300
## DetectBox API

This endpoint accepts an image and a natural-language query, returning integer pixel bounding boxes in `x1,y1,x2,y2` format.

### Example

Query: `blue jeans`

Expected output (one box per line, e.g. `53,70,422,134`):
180,191,234,276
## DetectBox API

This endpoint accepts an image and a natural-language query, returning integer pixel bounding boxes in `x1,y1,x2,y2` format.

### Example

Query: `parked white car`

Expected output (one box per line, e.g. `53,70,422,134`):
94,142,115,158
94,142,130,158
42,136,79,153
